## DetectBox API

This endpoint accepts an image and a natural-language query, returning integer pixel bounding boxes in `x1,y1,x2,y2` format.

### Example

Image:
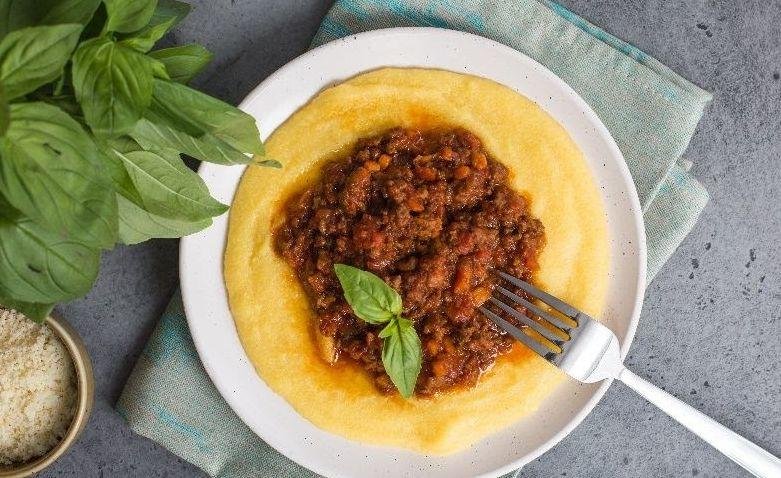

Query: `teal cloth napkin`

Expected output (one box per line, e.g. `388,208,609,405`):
116,1,712,477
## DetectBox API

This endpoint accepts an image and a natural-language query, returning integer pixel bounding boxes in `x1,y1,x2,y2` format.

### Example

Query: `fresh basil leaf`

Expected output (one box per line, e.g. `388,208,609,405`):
114,148,228,221
119,0,190,52
0,295,54,323
0,83,9,136
103,0,157,33
72,36,153,136
143,96,196,135
0,198,100,305
333,264,402,324
131,118,279,167
0,24,82,99
379,317,422,399
116,193,210,244
130,118,251,165
0,1,38,37
40,0,102,25
98,141,144,205
0,0,101,35
149,79,264,155
148,44,212,83
145,55,170,80
0,0,97,36
104,135,142,154
0,102,117,248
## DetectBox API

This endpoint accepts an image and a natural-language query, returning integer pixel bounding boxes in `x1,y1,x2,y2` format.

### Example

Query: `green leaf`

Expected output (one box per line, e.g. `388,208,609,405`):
379,317,422,399
333,264,402,325
130,118,251,165
144,55,170,80
103,0,157,33
114,148,228,221
0,199,100,305
0,1,38,37
40,0,103,25
72,36,153,136
0,295,54,322
148,44,212,83
149,79,264,155
0,24,82,99
333,264,421,397
119,0,190,52
0,102,117,248
104,135,141,154
98,141,144,204
0,83,9,136
116,193,210,244
0,0,101,35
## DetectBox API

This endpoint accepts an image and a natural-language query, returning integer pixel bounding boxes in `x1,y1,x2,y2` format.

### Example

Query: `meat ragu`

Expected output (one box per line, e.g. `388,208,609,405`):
275,128,545,397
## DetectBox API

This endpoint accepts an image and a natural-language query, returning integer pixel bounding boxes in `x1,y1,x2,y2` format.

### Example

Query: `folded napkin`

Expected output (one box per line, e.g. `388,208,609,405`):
116,1,712,477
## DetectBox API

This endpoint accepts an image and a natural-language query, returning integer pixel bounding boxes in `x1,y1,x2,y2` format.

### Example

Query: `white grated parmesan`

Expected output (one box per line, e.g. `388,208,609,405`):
0,308,77,466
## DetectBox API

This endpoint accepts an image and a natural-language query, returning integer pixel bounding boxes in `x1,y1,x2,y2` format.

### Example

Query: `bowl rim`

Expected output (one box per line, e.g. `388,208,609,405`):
0,314,95,478
181,26,648,478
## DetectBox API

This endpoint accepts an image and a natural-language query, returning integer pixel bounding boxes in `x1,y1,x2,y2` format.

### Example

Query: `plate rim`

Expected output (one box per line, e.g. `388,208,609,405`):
180,26,648,478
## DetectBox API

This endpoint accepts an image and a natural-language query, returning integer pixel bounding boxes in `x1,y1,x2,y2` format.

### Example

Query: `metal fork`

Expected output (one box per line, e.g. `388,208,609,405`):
479,271,781,478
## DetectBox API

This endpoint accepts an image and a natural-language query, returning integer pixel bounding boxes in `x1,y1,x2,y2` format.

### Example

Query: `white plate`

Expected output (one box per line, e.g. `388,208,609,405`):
180,27,647,478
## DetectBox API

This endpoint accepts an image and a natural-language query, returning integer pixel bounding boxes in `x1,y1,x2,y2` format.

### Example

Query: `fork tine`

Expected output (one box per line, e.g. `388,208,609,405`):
495,285,576,330
488,297,569,342
496,271,581,319
478,306,555,358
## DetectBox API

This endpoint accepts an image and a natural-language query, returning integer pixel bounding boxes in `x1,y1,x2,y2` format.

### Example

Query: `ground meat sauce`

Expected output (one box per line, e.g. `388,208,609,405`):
276,128,545,396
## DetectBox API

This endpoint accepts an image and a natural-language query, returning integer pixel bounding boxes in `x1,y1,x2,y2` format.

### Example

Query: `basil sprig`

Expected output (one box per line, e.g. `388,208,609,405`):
334,264,422,398
0,1,277,321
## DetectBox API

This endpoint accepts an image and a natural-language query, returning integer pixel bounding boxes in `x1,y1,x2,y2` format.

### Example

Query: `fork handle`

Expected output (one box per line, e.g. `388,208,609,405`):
618,367,781,477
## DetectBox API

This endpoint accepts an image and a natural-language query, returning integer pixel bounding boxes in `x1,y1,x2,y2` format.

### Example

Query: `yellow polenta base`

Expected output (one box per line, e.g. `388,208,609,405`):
224,68,609,455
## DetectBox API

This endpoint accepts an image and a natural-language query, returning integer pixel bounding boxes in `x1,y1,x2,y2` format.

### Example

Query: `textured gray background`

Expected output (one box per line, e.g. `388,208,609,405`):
45,0,780,477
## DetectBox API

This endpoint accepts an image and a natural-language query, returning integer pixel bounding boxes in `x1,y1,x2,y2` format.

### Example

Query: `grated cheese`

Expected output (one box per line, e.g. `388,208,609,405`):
0,308,77,466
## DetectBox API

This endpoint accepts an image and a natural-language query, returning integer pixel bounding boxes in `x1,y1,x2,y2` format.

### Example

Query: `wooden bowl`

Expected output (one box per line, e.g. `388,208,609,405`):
0,314,95,478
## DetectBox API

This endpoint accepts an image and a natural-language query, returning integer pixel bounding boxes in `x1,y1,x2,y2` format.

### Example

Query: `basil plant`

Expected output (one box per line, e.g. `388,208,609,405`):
0,0,278,321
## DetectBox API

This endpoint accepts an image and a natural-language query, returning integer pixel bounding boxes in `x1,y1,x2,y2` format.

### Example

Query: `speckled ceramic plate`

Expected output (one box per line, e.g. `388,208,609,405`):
180,27,646,478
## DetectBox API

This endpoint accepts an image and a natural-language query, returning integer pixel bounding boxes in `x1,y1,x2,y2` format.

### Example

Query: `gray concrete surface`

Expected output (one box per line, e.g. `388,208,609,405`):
45,1,780,477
